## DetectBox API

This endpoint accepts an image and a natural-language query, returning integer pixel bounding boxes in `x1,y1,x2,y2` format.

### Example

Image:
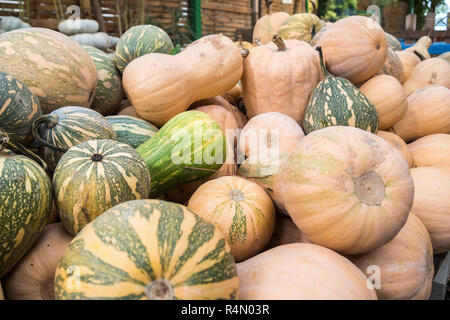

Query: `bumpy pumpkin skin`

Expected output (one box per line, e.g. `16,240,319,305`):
377,131,414,168
106,115,158,149
252,11,290,45
316,16,388,84
237,243,378,300
408,134,450,168
115,25,174,73
0,72,41,146
349,213,434,300
53,139,151,236
279,126,414,255
278,13,325,44
54,199,239,300
0,28,97,114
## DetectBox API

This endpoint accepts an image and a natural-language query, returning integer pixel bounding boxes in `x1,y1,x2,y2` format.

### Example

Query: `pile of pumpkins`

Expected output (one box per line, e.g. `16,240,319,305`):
0,9,449,300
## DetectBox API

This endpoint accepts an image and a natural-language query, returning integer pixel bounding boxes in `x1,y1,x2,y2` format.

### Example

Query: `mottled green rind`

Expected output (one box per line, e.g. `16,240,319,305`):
303,76,379,135
0,151,52,277
54,199,238,300
137,111,226,198
37,106,117,171
385,32,402,51
106,115,158,149
438,52,450,64
278,13,326,44
115,25,174,73
53,139,151,235
0,71,42,145
83,46,124,116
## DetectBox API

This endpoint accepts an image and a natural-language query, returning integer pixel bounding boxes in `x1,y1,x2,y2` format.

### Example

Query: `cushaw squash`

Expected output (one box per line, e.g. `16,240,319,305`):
396,51,421,84
123,34,243,127
410,167,450,253
252,0,290,44
3,223,73,300
278,13,325,44
402,58,450,96
237,243,377,300
348,213,434,300
188,176,276,262
377,130,414,168
375,48,404,83
407,134,450,168
279,126,414,255
54,199,239,300
242,36,321,123
316,16,387,84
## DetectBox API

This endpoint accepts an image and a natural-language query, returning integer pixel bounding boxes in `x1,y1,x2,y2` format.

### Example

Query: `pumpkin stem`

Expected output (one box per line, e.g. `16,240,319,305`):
254,38,263,46
413,50,426,61
238,34,243,47
146,279,174,300
316,46,331,78
272,35,286,51
266,0,273,15
353,171,385,206
311,24,316,39
241,49,250,58
32,116,68,153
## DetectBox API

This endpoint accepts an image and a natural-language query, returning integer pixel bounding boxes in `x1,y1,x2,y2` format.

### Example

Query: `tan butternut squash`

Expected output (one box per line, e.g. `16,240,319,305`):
405,36,432,60
408,134,450,168
396,51,421,84
377,130,414,168
403,58,450,96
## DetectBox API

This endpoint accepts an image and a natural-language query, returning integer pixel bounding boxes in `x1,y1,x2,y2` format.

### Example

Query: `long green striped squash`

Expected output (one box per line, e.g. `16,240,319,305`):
54,199,239,300
83,46,124,116
303,47,379,135
0,71,42,146
0,148,52,277
34,106,117,171
106,115,158,149
137,111,226,198
115,25,174,73
53,139,151,236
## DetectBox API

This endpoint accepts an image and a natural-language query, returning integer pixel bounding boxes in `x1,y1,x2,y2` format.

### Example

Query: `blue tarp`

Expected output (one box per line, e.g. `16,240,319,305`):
400,40,450,55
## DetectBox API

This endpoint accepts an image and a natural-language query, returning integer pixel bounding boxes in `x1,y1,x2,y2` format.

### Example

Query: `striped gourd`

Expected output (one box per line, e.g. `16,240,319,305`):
53,139,151,236
0,71,42,146
83,46,124,116
0,28,97,114
106,115,158,148
34,106,117,171
303,47,379,135
115,25,174,73
54,199,239,300
278,13,326,44
137,111,226,198
0,148,52,277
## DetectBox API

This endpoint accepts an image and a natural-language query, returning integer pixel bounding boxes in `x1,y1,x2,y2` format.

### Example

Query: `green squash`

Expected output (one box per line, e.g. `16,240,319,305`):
54,199,239,300
115,25,174,73
33,106,117,171
83,46,124,116
278,13,326,44
106,115,158,149
137,111,226,198
302,47,379,135
385,32,402,51
0,71,42,146
53,139,151,235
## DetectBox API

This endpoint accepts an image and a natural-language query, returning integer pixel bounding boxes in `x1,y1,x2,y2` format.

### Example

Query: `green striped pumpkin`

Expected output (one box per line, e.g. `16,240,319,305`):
278,13,326,44
53,139,151,236
106,115,158,149
115,25,174,73
303,47,379,135
137,111,226,198
34,106,117,171
0,71,42,146
0,149,52,277
54,199,239,300
83,46,124,116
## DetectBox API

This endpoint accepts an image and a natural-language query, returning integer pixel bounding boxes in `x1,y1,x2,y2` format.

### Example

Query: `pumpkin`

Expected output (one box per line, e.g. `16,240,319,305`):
106,115,158,149
118,105,138,117
0,146,52,277
348,213,434,300
303,47,379,135
188,176,275,262
278,13,326,44
242,36,321,123
123,34,243,127
2,223,73,300
396,50,421,83
234,35,253,51
53,139,151,235
392,85,450,142
375,48,405,83
137,111,226,198
279,126,414,255
438,52,450,63
410,167,450,253
33,106,117,171
115,24,174,74
224,84,243,105
315,16,387,84
0,71,42,145
252,1,290,45
377,130,414,168
408,134,450,168
359,75,407,130
58,19,99,35
405,36,431,60
0,28,97,114
385,32,402,51
83,46,124,116
237,243,377,300
193,105,239,144
54,199,239,300
0,16,29,31
264,214,310,251
402,58,450,96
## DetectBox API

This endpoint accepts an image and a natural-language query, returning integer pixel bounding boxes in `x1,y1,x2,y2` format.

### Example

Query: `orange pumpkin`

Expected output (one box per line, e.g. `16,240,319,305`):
377,130,414,168
403,58,450,97
408,134,450,168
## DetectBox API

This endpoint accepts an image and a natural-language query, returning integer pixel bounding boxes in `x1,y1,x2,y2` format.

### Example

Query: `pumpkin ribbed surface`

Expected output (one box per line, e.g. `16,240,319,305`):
106,115,158,149
407,134,450,168
278,13,325,44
